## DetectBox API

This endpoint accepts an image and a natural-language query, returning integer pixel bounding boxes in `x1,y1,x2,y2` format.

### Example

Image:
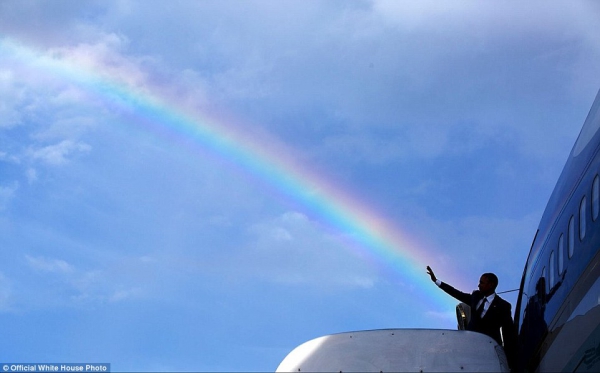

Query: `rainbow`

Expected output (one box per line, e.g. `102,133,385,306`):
1,38,457,312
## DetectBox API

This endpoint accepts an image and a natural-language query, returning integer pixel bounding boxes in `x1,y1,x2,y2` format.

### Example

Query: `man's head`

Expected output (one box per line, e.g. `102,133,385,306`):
478,273,498,296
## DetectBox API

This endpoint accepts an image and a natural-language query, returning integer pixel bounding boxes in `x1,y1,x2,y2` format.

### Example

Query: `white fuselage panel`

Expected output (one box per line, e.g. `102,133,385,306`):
276,329,509,372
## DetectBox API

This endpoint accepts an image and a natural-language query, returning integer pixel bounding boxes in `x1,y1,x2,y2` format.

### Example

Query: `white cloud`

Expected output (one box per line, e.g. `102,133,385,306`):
0,152,20,164
108,287,143,303
25,255,74,274
21,254,155,307
47,33,155,92
25,168,37,184
0,183,18,211
29,140,91,166
0,69,23,128
0,102,22,128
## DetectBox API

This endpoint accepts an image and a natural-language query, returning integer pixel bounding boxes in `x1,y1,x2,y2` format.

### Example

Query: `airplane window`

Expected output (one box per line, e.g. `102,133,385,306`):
593,175,600,221
569,215,575,258
549,251,555,288
542,267,548,294
558,233,564,274
580,196,587,241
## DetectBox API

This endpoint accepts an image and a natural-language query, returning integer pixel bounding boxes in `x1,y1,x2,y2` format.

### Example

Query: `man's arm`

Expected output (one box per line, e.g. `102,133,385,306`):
439,282,473,304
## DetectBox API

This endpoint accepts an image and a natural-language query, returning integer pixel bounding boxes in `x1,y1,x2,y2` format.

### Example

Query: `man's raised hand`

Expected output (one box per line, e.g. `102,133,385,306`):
426,266,437,282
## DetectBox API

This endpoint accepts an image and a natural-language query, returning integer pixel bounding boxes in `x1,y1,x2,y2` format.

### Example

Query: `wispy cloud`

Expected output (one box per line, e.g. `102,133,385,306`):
29,140,91,166
26,255,74,273
23,255,149,307
0,183,18,211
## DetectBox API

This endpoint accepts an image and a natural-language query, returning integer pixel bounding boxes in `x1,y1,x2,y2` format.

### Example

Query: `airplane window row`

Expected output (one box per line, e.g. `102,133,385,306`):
542,175,600,292
545,174,600,293
540,174,600,294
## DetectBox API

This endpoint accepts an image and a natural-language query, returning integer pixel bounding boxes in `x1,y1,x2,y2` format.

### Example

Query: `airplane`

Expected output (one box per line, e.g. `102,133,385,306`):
276,89,600,372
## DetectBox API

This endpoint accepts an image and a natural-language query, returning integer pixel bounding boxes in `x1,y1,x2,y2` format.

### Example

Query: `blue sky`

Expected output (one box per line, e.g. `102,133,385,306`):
1,1,600,371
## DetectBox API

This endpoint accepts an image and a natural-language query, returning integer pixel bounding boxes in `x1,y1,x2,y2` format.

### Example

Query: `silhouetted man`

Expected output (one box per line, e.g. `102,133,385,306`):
426,266,516,369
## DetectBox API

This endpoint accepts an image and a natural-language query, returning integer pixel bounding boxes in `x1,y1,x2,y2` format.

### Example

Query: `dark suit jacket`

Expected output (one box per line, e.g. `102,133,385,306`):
439,282,515,349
